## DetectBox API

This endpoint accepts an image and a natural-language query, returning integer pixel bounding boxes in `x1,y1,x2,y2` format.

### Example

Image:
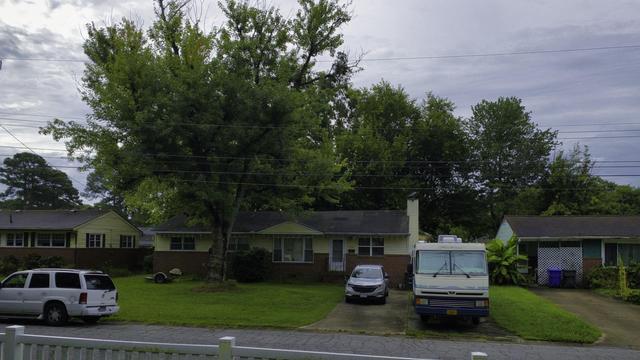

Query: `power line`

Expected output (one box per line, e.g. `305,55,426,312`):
4,44,640,64
0,127,86,189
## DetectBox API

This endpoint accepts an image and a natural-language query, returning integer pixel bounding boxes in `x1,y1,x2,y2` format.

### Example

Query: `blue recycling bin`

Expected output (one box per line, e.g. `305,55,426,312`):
548,267,562,287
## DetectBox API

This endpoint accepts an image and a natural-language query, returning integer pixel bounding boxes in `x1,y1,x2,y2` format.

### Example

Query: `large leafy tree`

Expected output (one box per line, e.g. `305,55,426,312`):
465,97,557,228
0,152,82,209
335,83,479,236
43,0,354,281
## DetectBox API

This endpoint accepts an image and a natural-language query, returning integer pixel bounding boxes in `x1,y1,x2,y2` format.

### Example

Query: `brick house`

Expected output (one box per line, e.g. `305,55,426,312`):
152,196,420,286
496,215,640,285
0,209,147,269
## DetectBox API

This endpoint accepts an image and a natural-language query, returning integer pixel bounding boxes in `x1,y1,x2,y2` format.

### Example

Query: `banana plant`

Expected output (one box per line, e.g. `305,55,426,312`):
486,237,528,285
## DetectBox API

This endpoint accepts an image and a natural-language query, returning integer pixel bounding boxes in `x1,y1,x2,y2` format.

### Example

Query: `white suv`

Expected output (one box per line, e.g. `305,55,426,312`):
0,269,119,326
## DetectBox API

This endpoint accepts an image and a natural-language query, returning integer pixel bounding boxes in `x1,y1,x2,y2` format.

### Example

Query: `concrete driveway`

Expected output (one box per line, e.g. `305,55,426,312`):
303,290,407,334
533,288,640,349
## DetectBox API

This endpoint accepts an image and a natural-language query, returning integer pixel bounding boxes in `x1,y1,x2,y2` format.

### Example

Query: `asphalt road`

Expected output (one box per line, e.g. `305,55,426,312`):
1,321,638,360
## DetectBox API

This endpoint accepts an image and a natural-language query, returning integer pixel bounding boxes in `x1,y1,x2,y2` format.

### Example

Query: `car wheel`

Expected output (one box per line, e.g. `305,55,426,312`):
379,297,386,305
472,317,481,325
44,302,68,326
345,296,352,304
82,316,101,324
154,272,167,284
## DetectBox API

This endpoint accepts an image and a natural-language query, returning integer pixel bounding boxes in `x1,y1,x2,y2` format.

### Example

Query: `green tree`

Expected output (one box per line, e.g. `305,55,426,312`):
0,152,82,209
42,0,354,282
466,97,557,229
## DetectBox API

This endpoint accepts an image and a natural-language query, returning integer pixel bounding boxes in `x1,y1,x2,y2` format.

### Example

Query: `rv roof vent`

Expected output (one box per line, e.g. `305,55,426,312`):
437,235,462,243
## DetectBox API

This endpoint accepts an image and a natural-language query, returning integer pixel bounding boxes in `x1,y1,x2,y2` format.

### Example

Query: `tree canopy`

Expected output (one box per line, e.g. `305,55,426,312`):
0,152,82,209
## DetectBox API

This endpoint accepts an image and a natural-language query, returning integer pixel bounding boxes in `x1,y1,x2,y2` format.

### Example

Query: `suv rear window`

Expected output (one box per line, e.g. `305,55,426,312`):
84,275,116,290
55,272,81,289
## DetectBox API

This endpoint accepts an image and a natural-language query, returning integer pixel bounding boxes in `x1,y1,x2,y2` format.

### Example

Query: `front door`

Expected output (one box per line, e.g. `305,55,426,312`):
329,239,345,272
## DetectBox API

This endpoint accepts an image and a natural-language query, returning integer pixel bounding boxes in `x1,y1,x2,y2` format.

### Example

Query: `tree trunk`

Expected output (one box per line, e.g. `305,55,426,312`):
206,225,225,282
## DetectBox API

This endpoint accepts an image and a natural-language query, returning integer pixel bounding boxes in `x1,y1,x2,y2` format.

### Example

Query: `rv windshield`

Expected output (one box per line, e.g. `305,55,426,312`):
416,250,487,276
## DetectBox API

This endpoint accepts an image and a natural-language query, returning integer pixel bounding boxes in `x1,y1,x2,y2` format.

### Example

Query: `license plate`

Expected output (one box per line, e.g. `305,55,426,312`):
446,309,458,316
98,306,107,312
360,294,367,298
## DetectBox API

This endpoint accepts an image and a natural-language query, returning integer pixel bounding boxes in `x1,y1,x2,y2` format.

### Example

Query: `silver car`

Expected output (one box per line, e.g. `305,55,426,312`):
344,265,389,304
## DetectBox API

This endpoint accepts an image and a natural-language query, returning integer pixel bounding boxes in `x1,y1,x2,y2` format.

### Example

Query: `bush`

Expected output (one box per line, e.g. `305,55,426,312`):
230,248,272,283
584,266,618,289
628,263,640,289
40,256,66,268
23,254,42,269
143,254,154,273
486,237,527,285
627,289,640,305
0,255,21,274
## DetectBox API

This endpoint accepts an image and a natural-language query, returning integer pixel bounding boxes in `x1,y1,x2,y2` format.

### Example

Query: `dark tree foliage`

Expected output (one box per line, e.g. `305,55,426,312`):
0,152,82,209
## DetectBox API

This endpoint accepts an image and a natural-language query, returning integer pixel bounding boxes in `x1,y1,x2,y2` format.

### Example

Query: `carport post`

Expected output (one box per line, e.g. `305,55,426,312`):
470,351,488,360
4,325,24,360
219,336,236,360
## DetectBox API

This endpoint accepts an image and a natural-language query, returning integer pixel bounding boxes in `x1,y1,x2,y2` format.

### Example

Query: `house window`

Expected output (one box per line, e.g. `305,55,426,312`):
358,237,384,256
86,234,103,248
120,235,135,248
619,244,640,265
170,236,196,250
228,237,250,252
36,233,66,247
605,243,618,266
6,233,24,247
273,237,313,263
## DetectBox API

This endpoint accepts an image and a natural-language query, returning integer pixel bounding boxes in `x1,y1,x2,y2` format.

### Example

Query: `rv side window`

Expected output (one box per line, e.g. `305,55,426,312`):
416,251,450,274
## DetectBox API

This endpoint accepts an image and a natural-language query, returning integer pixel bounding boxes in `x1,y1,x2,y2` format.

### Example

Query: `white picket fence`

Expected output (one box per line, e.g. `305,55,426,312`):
0,326,488,360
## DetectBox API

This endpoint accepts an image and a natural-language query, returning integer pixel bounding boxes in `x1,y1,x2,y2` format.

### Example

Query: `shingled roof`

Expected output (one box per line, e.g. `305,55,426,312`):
0,209,111,230
504,215,640,238
153,210,409,235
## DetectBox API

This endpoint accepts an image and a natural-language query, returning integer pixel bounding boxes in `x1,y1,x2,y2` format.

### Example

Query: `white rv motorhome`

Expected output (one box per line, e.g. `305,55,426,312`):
411,235,489,324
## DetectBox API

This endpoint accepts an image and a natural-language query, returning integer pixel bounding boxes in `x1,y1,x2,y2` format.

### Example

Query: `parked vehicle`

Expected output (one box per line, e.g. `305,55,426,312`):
344,265,389,304
411,235,489,325
0,269,119,326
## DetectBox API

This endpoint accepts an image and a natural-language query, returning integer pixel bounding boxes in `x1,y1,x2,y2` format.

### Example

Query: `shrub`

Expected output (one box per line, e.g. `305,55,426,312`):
584,266,618,289
486,237,527,285
23,254,42,269
40,256,66,268
628,263,640,289
627,289,640,305
230,248,272,282
618,258,630,300
0,255,21,274
143,254,154,273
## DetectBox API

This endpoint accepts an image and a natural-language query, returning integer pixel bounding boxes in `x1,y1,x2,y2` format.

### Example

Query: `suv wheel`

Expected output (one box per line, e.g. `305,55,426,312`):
44,302,68,326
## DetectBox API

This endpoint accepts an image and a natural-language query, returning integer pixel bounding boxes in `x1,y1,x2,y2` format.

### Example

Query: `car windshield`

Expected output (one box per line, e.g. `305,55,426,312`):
351,268,382,279
416,250,487,275
84,275,116,290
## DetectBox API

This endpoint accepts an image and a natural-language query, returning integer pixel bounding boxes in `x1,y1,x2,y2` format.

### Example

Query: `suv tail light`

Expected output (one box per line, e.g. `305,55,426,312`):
79,292,87,304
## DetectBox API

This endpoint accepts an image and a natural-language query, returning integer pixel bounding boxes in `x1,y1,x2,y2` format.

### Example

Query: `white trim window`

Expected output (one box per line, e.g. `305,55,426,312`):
358,236,384,256
6,233,24,247
170,236,196,251
273,237,313,263
37,233,66,247
228,237,250,252
120,235,135,248
86,233,103,248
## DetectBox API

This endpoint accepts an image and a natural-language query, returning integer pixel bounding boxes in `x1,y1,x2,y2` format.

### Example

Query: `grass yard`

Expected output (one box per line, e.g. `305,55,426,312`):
490,286,601,343
111,276,343,328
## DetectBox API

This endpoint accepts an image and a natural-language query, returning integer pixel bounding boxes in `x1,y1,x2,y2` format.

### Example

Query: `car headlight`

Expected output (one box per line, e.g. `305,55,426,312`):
475,300,489,308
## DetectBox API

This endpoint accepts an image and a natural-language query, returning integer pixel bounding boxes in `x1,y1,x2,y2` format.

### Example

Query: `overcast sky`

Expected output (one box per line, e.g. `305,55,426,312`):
1,0,640,193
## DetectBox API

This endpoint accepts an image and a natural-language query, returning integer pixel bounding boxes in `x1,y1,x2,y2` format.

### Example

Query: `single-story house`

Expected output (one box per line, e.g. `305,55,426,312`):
496,215,640,285
152,196,420,286
0,209,146,269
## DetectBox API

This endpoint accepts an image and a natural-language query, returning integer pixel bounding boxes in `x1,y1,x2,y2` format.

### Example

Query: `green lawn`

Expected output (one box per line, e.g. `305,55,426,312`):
111,276,343,328
490,286,601,343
